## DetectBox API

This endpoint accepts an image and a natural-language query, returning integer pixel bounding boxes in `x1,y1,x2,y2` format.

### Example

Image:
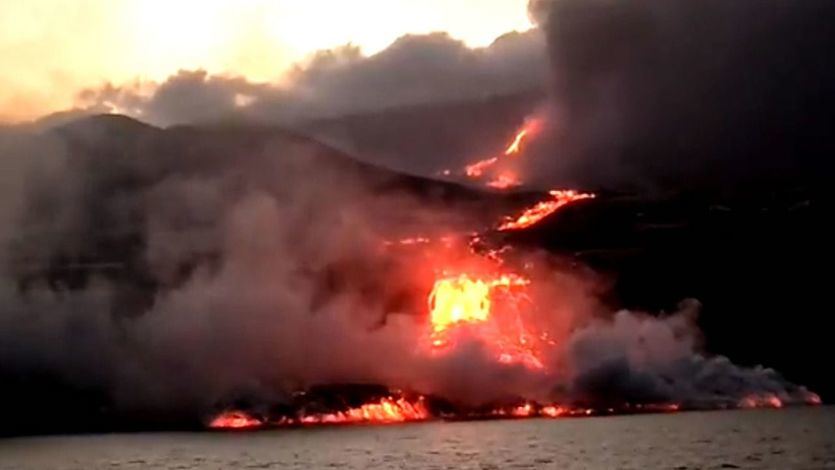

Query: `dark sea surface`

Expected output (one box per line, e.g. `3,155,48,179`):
1,407,833,469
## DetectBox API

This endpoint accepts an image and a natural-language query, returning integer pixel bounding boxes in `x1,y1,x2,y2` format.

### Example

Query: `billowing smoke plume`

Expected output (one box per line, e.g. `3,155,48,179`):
563,300,814,408
50,30,547,179
77,30,547,128
62,0,835,190
0,114,817,435
526,0,835,190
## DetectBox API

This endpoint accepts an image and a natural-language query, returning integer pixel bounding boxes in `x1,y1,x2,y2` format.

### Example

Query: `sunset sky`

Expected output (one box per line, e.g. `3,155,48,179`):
0,0,534,122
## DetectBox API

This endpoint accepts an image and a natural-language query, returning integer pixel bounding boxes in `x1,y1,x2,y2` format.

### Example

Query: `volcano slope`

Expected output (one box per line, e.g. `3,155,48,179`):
0,114,828,436
0,114,546,435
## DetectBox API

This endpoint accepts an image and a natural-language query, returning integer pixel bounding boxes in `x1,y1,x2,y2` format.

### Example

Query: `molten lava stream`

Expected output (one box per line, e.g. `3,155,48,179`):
498,190,595,231
460,116,540,187
299,397,430,425
208,411,263,430
504,118,540,156
426,272,546,369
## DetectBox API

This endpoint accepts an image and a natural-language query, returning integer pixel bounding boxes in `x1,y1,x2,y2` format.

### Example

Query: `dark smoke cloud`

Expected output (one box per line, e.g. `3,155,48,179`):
0,117,817,433
58,0,835,190
526,0,835,190
562,300,815,408
63,30,549,180
78,30,547,127
1,2,828,433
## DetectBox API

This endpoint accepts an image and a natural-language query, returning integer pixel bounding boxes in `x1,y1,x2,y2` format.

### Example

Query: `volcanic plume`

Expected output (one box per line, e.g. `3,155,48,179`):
0,112,822,435
0,108,820,436
191,116,819,429
0,0,831,439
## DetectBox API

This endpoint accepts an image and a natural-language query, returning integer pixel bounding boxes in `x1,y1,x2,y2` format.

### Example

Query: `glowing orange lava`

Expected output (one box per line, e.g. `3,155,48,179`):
486,172,521,189
511,403,534,417
299,397,429,425
465,157,499,178
498,190,595,231
390,119,595,389
209,411,263,429
202,109,823,432
426,272,545,369
428,274,529,332
504,119,540,156
738,393,784,409
540,405,567,417
458,117,542,188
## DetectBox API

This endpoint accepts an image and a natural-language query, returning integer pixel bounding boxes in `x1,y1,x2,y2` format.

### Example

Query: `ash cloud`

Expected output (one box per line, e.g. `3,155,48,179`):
68,30,548,178
36,0,835,190
0,116,536,430
71,0,835,190
561,300,816,408
79,30,547,128
526,0,835,190
1,1,829,434
0,116,819,435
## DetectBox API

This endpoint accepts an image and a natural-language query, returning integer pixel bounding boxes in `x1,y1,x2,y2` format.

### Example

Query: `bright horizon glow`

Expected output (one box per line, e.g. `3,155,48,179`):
0,0,534,123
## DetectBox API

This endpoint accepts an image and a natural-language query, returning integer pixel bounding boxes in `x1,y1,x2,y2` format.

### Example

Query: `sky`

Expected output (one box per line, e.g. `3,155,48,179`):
0,0,534,122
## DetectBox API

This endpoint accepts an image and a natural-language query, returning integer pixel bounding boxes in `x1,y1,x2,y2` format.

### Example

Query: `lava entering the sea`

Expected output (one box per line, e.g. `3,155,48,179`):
298,396,430,425
206,113,821,432
209,411,264,430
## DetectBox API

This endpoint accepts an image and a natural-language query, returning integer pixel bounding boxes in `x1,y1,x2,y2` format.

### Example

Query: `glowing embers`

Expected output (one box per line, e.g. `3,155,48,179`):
498,190,595,231
209,410,263,430
299,396,430,425
210,397,430,430
426,272,544,369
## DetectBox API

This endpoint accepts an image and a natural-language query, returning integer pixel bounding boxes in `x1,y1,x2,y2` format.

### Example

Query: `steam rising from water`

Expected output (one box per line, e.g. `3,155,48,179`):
0,119,817,432
2,0,830,432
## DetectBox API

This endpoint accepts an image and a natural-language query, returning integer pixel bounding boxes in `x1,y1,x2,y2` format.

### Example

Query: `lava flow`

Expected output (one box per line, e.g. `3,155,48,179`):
737,392,822,409
504,122,537,156
428,273,529,333
426,272,545,369
209,397,430,430
498,190,595,231
209,411,263,430
457,117,541,189
422,117,592,369
299,397,430,425
205,114,820,432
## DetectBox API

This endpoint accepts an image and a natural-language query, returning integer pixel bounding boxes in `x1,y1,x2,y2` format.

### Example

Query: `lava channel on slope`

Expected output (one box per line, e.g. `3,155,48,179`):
207,113,820,430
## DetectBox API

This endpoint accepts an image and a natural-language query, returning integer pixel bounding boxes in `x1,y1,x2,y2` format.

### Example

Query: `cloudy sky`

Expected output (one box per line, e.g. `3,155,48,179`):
0,0,533,122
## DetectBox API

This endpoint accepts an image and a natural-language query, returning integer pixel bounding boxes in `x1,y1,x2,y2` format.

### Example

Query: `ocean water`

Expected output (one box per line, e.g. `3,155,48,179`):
1,407,833,469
